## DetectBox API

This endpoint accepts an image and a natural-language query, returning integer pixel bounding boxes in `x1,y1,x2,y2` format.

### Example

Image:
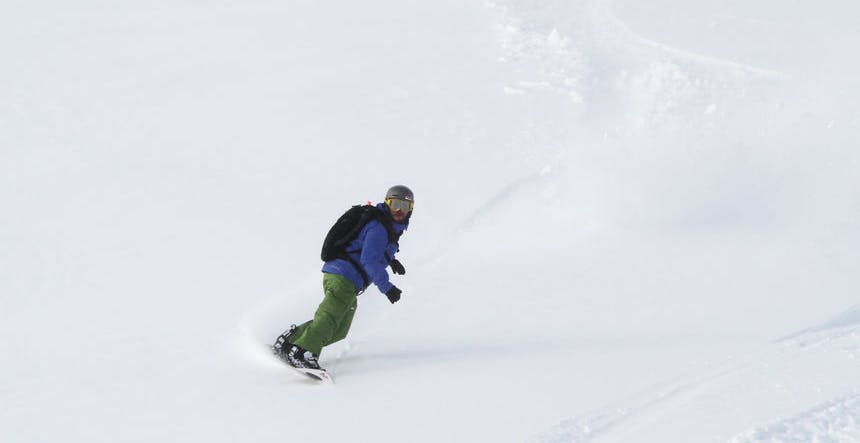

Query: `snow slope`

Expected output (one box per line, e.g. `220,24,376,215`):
2,0,858,442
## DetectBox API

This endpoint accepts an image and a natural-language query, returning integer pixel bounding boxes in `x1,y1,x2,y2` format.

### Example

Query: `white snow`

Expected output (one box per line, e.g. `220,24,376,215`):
2,0,859,442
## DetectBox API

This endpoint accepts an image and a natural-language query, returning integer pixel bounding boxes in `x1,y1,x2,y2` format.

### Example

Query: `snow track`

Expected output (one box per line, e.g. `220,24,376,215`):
531,308,860,442
529,363,749,443
728,392,860,443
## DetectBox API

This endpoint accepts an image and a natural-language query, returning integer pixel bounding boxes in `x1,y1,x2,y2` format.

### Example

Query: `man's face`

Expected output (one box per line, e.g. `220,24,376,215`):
386,198,413,223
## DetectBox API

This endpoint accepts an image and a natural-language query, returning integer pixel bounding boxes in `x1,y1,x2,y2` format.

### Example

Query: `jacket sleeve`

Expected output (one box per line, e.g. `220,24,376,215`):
360,222,394,294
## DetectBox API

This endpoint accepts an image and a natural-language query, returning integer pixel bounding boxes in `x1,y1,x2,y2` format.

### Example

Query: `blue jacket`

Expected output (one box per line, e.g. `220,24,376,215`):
321,203,408,294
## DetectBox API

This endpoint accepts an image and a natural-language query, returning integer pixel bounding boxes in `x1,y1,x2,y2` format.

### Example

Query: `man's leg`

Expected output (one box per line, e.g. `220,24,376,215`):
329,295,357,345
291,273,357,357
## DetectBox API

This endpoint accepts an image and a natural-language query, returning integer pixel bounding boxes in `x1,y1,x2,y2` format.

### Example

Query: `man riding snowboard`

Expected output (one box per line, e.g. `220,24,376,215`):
272,185,414,373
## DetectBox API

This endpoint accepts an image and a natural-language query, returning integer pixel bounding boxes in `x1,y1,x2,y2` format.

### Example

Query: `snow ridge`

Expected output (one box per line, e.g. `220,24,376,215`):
727,392,860,443
777,305,860,347
592,0,784,79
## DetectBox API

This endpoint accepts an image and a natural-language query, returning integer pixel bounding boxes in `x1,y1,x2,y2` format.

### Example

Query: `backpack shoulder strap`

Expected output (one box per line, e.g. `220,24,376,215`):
367,206,400,243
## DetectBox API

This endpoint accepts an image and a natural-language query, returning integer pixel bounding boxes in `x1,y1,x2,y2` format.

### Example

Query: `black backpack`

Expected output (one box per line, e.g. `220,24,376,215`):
320,205,400,283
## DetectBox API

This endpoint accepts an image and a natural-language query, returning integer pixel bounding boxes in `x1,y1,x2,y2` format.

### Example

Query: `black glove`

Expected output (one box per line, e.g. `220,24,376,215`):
385,286,402,304
389,259,406,275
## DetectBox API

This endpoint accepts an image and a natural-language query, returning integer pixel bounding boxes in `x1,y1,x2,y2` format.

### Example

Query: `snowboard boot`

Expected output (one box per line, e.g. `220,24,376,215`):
285,344,322,370
272,324,298,362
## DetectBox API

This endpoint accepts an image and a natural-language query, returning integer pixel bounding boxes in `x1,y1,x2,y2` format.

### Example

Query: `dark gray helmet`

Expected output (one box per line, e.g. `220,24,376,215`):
385,185,414,202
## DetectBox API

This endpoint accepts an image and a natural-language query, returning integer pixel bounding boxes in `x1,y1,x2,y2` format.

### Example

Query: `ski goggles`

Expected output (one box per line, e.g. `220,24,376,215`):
385,198,414,213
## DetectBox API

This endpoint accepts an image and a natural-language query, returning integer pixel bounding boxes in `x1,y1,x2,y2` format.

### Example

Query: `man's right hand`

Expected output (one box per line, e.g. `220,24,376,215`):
389,259,406,275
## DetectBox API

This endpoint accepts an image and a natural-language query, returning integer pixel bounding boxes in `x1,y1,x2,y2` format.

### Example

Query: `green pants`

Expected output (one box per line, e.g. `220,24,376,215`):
291,273,357,357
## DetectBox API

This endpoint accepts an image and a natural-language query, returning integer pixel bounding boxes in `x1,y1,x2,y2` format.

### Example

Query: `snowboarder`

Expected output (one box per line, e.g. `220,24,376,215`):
272,185,414,374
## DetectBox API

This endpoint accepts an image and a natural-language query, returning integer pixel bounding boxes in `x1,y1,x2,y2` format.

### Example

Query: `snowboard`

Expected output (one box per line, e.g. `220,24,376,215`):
271,345,334,384
287,365,334,384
